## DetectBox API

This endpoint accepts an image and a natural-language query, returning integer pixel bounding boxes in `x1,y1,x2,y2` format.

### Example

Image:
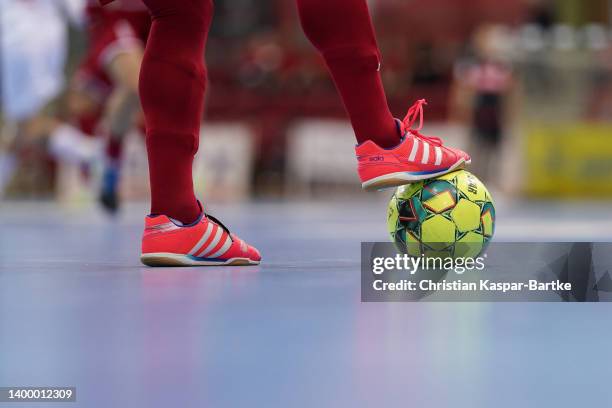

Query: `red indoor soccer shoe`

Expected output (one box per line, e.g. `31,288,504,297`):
356,99,471,191
140,204,261,267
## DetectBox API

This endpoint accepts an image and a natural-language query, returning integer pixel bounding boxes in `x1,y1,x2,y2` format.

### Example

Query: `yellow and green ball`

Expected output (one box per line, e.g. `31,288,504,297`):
387,170,495,258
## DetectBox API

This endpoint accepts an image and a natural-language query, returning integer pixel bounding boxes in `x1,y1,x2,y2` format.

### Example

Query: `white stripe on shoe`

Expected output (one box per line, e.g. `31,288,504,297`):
206,236,233,259
188,222,214,256
434,146,442,166
421,142,430,164
408,139,419,162
197,225,223,258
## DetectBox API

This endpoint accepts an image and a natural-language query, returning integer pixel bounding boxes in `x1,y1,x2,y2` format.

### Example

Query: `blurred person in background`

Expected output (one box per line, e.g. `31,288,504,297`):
587,43,612,121
0,0,99,197
69,0,151,213
450,24,517,186
526,0,555,30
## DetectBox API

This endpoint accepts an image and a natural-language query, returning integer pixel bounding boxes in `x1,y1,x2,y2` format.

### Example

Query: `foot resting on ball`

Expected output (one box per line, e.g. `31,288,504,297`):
356,99,471,191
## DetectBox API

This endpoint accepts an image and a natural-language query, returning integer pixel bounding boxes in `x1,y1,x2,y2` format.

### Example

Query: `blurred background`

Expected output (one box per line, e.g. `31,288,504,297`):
1,0,612,238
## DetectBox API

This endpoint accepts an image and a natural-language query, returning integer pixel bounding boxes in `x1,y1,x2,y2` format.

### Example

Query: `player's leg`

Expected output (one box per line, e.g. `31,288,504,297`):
297,0,471,190
138,0,260,266
105,50,142,138
296,0,397,147
100,50,144,213
140,0,212,225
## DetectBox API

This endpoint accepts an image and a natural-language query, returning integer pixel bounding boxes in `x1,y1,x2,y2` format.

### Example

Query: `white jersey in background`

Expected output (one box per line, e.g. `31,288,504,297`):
0,0,85,121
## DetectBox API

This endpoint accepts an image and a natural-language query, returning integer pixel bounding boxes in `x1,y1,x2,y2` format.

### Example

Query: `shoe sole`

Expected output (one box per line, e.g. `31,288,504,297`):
141,253,261,267
361,158,470,191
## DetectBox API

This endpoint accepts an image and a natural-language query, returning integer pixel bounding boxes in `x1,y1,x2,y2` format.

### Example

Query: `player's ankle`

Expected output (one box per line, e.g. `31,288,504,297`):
153,200,201,226
363,120,403,149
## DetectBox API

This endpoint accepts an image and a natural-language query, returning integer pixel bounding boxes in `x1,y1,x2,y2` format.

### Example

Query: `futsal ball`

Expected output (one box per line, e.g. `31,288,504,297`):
387,170,495,259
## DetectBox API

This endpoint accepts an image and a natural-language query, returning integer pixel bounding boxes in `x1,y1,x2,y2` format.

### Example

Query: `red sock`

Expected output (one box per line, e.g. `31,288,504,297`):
297,0,399,148
105,134,123,163
139,0,213,224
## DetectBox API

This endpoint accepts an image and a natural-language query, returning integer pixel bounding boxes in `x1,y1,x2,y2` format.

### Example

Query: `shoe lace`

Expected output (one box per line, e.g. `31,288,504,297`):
402,99,443,146
206,213,232,236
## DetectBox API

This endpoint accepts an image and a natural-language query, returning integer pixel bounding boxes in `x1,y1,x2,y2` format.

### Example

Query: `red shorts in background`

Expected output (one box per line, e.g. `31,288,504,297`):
74,8,150,102
72,4,150,133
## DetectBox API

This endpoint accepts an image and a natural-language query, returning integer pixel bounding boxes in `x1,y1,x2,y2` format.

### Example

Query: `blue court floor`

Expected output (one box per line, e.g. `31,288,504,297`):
1,198,611,408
